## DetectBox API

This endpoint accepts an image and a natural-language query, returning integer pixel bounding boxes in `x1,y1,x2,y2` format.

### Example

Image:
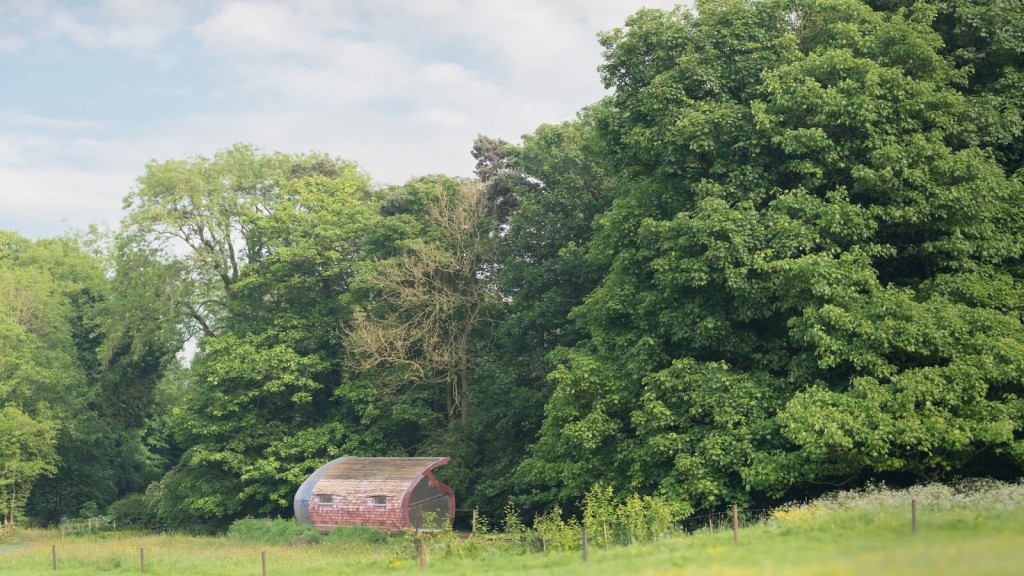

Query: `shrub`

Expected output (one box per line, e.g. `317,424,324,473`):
107,494,158,529
501,502,526,535
533,505,582,552
582,483,616,548
226,518,322,545
581,483,685,546
78,502,101,519
325,524,389,545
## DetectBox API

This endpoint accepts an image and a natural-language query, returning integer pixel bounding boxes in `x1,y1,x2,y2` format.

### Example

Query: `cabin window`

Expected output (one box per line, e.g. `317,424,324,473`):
318,494,334,504
370,495,387,507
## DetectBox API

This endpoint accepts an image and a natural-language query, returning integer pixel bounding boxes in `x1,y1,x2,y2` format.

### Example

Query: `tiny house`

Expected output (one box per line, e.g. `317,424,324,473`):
293,456,454,533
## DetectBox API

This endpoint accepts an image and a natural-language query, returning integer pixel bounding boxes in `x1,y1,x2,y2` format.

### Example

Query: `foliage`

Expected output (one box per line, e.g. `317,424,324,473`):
0,405,58,527
7,0,1024,539
581,483,616,546
532,505,582,552
325,524,389,545
226,517,323,545
106,494,157,530
149,157,384,528
580,483,685,547
501,502,527,535
525,0,1024,515
58,515,115,537
2,480,1024,574
1,233,171,524
468,112,616,516
348,178,498,425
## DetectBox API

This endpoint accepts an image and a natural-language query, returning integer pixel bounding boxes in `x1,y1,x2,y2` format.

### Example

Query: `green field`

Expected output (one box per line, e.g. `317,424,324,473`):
2,483,1022,575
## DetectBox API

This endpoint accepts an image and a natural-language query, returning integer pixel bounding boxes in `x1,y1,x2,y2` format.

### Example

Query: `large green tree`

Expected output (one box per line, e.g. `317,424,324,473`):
0,232,172,523
465,115,618,514
0,405,57,530
348,178,497,426
146,156,384,529
525,0,1024,512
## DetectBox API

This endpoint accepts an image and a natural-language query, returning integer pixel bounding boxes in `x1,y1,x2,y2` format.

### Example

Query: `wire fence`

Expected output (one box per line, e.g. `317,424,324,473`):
34,499,932,572
676,507,775,535
58,516,116,537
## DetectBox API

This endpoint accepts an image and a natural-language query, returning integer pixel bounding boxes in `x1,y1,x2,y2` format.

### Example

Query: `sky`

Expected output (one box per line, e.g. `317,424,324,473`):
0,0,684,239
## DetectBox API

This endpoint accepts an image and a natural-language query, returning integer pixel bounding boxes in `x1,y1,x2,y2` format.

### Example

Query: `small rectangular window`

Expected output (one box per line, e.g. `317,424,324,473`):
317,494,333,504
370,495,387,507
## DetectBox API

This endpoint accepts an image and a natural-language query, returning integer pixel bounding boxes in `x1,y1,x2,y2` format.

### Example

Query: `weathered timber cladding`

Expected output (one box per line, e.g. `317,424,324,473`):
294,456,454,533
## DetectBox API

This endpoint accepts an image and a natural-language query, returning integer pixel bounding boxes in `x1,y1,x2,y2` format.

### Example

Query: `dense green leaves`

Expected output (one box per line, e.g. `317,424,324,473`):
0,405,58,526
8,0,1024,532
526,0,1024,512
0,233,172,524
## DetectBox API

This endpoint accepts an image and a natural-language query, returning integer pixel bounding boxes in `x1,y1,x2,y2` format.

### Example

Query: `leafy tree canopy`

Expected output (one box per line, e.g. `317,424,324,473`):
524,0,1024,511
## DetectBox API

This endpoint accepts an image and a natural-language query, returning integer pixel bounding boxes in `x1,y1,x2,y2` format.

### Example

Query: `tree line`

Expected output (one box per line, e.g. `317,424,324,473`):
3,0,1023,532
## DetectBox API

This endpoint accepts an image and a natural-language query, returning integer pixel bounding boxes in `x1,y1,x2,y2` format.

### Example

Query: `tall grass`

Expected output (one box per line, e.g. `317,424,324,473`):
225,518,323,545
1,479,1021,575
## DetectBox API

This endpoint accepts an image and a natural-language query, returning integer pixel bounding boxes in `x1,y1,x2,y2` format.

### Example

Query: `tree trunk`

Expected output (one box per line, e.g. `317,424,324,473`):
446,377,456,427
458,342,470,423
457,301,481,423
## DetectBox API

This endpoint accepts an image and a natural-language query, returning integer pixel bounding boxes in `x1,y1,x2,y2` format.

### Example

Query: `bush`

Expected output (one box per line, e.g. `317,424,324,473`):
325,524,389,545
107,494,158,529
580,483,685,546
533,505,582,552
501,502,527,535
226,518,323,545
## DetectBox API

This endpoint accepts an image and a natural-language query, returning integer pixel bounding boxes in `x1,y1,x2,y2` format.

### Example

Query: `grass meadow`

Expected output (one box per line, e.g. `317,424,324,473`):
2,481,1022,575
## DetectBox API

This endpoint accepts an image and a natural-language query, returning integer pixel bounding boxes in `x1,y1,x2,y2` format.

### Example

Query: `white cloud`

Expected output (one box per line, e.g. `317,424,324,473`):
194,1,354,56
0,34,26,52
0,111,104,131
2,0,691,239
49,12,172,50
0,165,133,237
102,0,186,25
36,0,188,51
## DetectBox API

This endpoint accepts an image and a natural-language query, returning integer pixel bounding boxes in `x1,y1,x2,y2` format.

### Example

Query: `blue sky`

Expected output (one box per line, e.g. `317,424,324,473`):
0,0,682,239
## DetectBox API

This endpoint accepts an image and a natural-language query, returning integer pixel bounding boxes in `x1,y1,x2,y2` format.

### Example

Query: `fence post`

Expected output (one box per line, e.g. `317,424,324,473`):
52,545,56,571
140,547,144,573
732,505,739,545
912,499,917,533
582,528,589,563
418,538,426,570
261,551,267,576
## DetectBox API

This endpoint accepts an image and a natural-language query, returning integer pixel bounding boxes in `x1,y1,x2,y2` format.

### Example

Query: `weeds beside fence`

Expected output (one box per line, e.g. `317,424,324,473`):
58,516,116,537
7,478,1023,575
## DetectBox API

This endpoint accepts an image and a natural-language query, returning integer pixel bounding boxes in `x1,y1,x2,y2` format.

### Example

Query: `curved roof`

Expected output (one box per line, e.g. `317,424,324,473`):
294,456,451,527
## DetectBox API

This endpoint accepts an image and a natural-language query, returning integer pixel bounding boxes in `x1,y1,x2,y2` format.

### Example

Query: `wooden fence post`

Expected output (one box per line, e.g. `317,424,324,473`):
582,528,589,563
732,505,739,545
140,547,144,573
52,545,56,571
912,499,917,533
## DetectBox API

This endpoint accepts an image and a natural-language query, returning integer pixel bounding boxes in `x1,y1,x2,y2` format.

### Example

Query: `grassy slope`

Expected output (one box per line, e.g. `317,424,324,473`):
2,487,1022,575
442,505,1024,576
